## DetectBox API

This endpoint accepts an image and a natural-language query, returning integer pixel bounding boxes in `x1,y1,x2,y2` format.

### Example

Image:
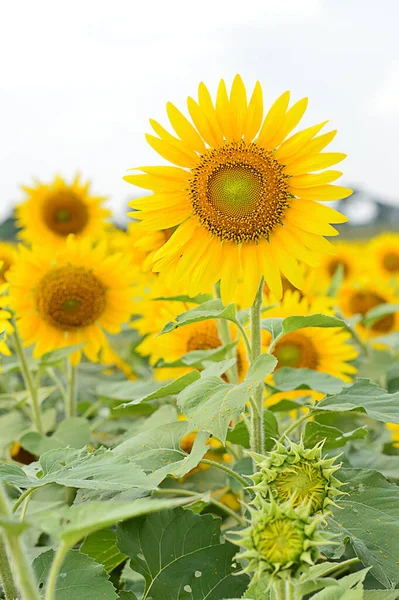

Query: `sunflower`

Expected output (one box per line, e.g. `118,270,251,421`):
338,277,399,339
7,237,135,364
368,233,399,281
125,75,351,305
128,221,176,273
16,174,110,247
0,242,17,284
306,241,363,294
263,290,358,384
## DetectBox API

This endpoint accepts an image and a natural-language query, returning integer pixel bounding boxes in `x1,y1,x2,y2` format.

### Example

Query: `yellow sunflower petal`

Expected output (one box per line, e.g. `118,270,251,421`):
259,241,283,299
229,74,247,140
198,82,224,144
289,170,343,188
216,79,232,140
266,97,308,150
285,152,347,176
243,81,263,142
145,134,196,168
274,121,327,162
290,184,353,201
166,102,206,153
257,91,290,147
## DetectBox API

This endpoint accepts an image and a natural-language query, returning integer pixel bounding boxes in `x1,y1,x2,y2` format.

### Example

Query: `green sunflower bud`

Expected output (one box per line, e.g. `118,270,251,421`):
231,495,328,581
250,439,343,514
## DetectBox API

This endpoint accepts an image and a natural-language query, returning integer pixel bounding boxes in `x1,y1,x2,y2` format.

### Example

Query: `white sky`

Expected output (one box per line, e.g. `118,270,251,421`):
1,0,398,223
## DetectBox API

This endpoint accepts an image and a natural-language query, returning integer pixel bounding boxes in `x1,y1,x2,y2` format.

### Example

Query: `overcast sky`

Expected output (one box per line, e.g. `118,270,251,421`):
1,0,398,222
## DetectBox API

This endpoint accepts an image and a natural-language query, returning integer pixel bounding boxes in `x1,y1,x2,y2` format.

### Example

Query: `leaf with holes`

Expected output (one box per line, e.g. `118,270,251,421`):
116,508,249,600
178,353,277,442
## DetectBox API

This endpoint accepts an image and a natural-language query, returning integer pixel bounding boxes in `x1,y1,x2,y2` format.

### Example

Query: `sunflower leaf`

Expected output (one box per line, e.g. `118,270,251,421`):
158,299,237,335
120,371,200,407
95,379,160,402
310,569,368,599
153,293,212,304
177,353,277,442
19,416,91,456
316,378,399,423
154,341,237,369
38,344,85,365
282,313,350,335
80,529,127,574
326,263,345,297
116,508,249,600
304,421,368,449
273,367,346,394
261,317,284,340
363,303,399,327
329,468,399,588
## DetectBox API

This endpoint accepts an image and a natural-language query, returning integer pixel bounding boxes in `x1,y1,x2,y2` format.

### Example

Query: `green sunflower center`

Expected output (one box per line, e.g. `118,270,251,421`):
383,252,399,273
274,332,319,370
349,291,395,333
36,266,107,331
190,141,289,243
43,191,89,237
273,463,328,513
254,518,304,565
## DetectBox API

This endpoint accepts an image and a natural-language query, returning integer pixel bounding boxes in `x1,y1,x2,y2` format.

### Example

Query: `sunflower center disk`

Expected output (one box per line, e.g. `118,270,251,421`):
274,464,328,512
255,519,304,564
42,191,89,236
349,291,394,333
36,266,107,331
383,252,399,273
190,141,289,244
327,258,350,278
273,332,319,370
186,322,221,352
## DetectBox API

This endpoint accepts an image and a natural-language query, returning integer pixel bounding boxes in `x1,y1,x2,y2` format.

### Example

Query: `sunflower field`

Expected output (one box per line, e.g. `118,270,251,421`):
1,76,399,600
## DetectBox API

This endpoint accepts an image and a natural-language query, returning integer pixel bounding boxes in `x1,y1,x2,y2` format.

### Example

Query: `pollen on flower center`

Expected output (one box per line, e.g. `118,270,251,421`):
254,519,304,565
189,141,290,244
42,191,89,236
36,266,107,331
273,332,319,369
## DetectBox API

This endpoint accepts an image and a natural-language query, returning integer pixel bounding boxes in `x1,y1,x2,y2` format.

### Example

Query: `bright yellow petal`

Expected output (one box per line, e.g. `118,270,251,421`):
289,184,353,201
243,81,263,142
265,97,308,150
274,121,327,162
166,102,206,153
257,91,290,147
258,241,283,299
216,79,232,141
229,74,247,140
145,134,196,168
289,170,343,188
197,82,224,144
284,152,347,176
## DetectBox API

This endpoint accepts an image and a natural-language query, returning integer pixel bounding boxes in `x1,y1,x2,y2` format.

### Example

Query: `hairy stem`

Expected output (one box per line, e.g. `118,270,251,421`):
200,458,250,488
0,485,40,600
11,328,43,435
66,360,77,418
0,536,18,600
214,283,239,383
44,542,69,600
249,277,265,455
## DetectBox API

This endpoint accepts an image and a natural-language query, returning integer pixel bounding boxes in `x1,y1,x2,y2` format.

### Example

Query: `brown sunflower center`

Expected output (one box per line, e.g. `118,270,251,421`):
383,252,399,273
273,463,328,513
254,519,304,565
186,322,222,352
348,291,394,333
189,141,289,243
36,266,107,331
327,258,350,278
274,332,319,369
42,191,89,237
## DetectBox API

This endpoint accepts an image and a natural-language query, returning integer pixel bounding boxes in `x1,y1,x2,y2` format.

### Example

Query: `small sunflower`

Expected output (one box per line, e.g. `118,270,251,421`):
263,290,358,382
368,233,399,281
0,242,17,284
338,277,399,339
7,237,135,364
306,241,363,294
16,174,110,247
125,75,351,305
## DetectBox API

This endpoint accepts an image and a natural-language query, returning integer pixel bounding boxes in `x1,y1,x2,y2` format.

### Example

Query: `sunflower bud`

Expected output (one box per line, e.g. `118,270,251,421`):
231,495,328,581
250,439,343,514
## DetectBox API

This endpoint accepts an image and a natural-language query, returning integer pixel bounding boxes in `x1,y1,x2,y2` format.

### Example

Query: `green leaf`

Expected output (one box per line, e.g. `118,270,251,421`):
121,371,201,407
114,421,209,481
327,263,345,297
154,293,212,304
154,341,237,369
178,354,277,442
81,529,127,574
330,468,399,587
0,447,154,493
310,569,368,599
33,549,117,599
0,410,29,457
304,422,367,449
243,578,275,598
316,379,399,424
363,303,399,327
273,368,346,394
116,508,249,600
118,593,137,600
35,496,195,546
96,379,160,402
282,313,350,335
20,417,91,456
39,344,85,365
227,410,279,451
260,318,284,340
158,299,237,335
348,449,399,480
363,591,399,599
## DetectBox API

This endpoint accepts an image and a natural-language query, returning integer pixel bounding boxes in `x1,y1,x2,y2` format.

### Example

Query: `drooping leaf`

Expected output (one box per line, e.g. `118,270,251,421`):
316,379,399,424
35,496,196,546
33,549,117,599
20,417,91,456
116,508,249,600
158,299,237,335
310,569,368,599
330,468,399,587
178,354,277,442
273,367,346,395
154,341,237,369
304,421,368,449
282,314,350,335
81,529,127,574
121,371,200,407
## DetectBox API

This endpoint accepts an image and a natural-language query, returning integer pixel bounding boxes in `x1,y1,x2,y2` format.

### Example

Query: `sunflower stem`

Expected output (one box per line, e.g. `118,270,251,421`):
249,277,265,456
274,579,297,600
66,360,77,418
199,459,250,488
44,541,69,600
11,327,43,435
0,485,40,600
0,536,18,600
214,283,239,383
278,412,313,444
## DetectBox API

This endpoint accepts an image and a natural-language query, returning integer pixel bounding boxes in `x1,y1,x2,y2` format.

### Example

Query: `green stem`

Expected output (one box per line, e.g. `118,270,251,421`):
278,412,314,444
200,459,250,488
0,536,18,600
44,541,69,600
12,487,38,515
66,360,77,418
235,321,252,361
249,277,265,455
274,579,297,600
214,283,239,384
11,328,43,435
0,486,41,600
46,367,68,403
